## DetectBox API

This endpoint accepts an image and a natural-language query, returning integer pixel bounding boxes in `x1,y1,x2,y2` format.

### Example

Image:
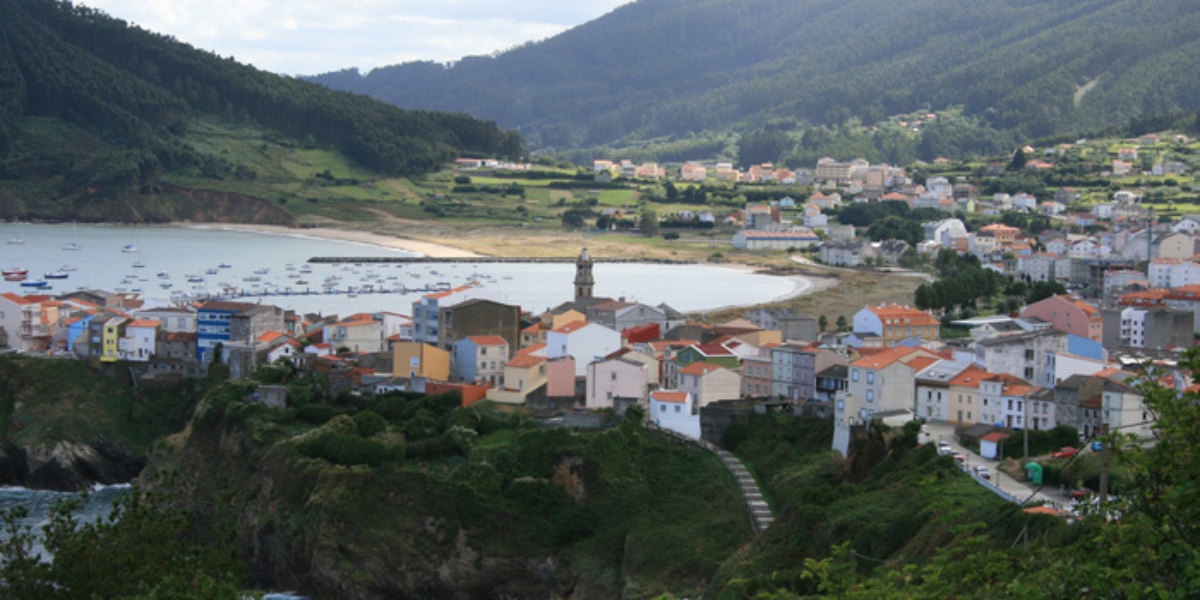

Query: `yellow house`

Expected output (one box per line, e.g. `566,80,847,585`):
100,316,127,363
392,341,450,381
542,308,587,330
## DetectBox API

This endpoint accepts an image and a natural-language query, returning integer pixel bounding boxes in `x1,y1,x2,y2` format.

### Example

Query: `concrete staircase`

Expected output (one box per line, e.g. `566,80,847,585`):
716,449,775,534
643,422,776,535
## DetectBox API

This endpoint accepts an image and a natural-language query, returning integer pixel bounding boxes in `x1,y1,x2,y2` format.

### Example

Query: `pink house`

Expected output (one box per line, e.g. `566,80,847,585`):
1020,295,1103,341
585,356,649,409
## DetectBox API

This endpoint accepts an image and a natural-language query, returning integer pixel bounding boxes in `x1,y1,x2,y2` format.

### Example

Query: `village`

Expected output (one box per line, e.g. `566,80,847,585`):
3,132,1199,467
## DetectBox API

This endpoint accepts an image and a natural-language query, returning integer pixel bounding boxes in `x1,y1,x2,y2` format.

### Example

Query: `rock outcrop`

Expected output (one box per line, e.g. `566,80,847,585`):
0,437,145,491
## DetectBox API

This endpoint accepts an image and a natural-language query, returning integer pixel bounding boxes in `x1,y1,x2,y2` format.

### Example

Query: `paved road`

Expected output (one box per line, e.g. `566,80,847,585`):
923,421,1074,511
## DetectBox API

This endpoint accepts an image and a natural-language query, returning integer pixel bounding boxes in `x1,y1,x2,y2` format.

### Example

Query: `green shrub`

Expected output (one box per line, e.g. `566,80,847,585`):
297,404,335,425
296,431,400,467
353,410,388,438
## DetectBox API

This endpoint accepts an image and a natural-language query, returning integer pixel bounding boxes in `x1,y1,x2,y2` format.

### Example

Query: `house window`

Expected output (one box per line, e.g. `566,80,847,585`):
852,369,859,382
1024,367,1034,379
674,405,681,413
867,372,875,384
660,404,667,412
1025,349,1035,361
611,372,617,380
866,389,874,403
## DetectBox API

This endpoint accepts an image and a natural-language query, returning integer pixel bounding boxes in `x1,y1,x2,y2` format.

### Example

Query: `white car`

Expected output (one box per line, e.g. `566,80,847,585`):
974,466,991,480
937,441,953,455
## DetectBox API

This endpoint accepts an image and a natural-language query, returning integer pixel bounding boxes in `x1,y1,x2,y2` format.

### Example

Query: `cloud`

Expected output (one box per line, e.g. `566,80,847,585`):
79,0,630,75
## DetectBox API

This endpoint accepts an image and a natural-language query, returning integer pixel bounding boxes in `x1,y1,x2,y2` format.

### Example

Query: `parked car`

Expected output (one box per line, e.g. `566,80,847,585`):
937,441,953,455
1069,487,1092,499
1052,447,1078,459
973,465,991,480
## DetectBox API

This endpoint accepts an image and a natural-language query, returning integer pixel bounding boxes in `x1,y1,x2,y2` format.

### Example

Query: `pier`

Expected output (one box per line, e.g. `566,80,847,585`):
307,256,695,265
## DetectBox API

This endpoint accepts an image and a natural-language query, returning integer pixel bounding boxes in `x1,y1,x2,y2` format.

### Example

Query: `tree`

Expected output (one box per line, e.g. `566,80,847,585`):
1027,281,1066,304
561,209,587,229
818,315,828,332
639,208,660,236
836,315,847,332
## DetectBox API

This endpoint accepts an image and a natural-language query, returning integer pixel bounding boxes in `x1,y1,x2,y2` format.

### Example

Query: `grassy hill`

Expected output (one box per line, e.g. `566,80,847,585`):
0,0,522,223
308,0,1200,156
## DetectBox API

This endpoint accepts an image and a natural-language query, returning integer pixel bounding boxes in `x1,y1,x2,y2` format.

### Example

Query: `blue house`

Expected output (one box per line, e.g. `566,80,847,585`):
196,300,261,362
451,335,509,386
66,313,97,354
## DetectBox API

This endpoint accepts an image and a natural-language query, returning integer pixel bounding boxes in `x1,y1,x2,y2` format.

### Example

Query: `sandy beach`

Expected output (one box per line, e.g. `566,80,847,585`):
180,223,481,258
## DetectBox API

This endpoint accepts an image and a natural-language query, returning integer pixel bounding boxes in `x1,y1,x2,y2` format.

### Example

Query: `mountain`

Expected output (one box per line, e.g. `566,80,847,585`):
307,0,1200,154
0,0,522,222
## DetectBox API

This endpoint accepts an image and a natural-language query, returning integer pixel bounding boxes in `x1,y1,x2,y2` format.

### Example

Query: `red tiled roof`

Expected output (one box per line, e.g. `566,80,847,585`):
507,354,546,369
851,346,920,370
949,365,990,388
694,343,735,357
469,335,508,346
423,285,476,300
125,319,161,328
680,362,726,376
553,320,590,334
906,356,939,373
651,391,689,404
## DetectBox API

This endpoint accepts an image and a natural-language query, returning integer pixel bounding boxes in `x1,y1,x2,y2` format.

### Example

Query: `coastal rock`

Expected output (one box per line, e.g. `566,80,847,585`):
0,437,144,491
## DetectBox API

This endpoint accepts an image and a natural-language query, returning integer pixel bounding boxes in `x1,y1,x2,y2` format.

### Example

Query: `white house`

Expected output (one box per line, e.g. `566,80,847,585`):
1171,217,1200,235
546,321,622,377
914,359,969,423
978,374,1035,429
121,319,160,362
650,390,699,439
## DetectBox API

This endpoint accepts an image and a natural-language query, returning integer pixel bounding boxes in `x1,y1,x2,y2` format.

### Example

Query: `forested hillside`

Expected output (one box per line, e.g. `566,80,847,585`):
309,0,1200,156
0,0,522,221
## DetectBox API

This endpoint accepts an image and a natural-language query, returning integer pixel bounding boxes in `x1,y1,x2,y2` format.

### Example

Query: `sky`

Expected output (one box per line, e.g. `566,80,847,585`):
78,1,631,76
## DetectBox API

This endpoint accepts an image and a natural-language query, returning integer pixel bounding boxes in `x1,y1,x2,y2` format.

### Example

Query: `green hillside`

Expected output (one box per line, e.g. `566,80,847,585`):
0,0,522,222
309,0,1200,155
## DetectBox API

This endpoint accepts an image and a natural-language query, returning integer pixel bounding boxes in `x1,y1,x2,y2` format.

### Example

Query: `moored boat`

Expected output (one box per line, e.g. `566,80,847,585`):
20,279,48,288
44,271,69,279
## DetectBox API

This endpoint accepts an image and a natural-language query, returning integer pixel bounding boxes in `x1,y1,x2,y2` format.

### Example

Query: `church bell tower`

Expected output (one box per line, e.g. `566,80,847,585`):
574,244,594,301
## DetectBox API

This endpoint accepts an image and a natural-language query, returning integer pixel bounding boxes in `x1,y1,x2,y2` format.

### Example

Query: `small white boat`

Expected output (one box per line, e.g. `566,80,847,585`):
44,271,69,279
59,264,76,272
122,244,138,253
157,271,170,279
63,242,81,251
186,275,204,283
132,260,145,268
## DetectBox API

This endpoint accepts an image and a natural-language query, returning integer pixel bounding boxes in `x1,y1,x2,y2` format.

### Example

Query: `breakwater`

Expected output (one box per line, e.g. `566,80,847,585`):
307,256,695,264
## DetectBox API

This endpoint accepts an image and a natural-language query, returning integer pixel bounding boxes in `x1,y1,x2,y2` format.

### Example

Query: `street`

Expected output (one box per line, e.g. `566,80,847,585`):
923,421,1073,511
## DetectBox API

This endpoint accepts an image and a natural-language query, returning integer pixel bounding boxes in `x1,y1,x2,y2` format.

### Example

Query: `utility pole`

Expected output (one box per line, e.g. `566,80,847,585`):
1023,392,1030,469
1098,424,1110,514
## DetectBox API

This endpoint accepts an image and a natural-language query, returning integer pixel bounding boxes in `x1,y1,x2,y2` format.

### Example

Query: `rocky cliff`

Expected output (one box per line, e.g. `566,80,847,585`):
143,390,752,599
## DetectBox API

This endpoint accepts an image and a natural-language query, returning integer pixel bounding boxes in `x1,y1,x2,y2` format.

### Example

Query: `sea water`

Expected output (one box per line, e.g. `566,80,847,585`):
0,223,802,315
0,484,132,556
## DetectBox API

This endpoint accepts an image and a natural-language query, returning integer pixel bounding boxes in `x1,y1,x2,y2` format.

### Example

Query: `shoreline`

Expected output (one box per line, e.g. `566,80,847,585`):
178,222,835,308
178,223,482,258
